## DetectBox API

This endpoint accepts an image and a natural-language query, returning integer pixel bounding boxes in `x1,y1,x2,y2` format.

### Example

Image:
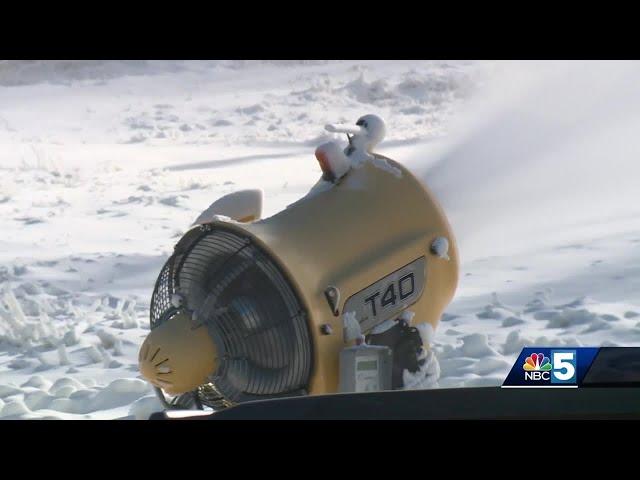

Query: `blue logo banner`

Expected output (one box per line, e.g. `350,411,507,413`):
502,347,599,387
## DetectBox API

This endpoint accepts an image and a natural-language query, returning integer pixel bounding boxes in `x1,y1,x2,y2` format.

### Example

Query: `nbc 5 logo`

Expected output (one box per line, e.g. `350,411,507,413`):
523,350,577,384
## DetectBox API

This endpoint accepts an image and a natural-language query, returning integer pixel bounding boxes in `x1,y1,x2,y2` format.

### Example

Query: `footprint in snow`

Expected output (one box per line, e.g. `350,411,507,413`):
14,217,45,225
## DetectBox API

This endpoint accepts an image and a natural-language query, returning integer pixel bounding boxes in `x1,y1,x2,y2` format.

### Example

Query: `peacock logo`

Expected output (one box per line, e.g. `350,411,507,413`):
523,353,552,372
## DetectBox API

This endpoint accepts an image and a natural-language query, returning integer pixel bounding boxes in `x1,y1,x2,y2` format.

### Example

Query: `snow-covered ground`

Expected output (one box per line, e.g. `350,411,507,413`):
1,60,639,419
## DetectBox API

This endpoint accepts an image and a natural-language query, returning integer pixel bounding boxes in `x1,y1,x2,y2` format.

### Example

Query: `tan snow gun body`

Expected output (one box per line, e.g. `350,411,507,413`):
241,156,458,394
139,154,458,399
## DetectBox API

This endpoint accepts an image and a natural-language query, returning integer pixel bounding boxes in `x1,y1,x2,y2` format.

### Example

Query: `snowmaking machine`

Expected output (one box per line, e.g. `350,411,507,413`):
139,115,459,413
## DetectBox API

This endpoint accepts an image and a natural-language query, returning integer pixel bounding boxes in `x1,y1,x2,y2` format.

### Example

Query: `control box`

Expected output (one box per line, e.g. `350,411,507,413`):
339,344,392,393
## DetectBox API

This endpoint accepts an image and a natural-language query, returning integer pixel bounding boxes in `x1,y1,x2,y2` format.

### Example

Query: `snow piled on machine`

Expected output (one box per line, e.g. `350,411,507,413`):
1,60,640,418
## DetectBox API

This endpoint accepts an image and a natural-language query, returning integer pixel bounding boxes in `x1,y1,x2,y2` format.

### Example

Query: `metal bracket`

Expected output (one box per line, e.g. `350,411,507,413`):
324,285,341,316
430,236,450,261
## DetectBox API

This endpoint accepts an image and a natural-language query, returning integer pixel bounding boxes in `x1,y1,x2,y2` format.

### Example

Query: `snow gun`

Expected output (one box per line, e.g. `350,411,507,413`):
138,115,459,411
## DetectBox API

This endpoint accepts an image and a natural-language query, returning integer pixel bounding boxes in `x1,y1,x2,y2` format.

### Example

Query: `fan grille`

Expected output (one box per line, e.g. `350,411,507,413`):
150,224,313,407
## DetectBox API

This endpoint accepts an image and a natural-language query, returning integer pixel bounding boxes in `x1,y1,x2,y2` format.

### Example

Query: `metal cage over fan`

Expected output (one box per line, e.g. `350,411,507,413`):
149,224,314,408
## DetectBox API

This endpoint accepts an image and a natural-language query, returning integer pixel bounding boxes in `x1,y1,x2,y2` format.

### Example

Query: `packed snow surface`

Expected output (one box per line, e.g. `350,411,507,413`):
1,60,639,418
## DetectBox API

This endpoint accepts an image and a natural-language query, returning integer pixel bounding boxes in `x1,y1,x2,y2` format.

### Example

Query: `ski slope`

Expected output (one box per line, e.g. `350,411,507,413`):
1,60,639,419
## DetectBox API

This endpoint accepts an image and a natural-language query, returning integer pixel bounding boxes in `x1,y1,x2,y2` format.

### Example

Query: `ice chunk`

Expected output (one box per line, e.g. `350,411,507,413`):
84,345,103,364
24,391,55,411
501,316,525,327
57,344,71,365
53,385,76,398
0,400,29,418
342,311,361,342
0,385,22,398
402,348,440,390
128,395,163,420
113,339,124,356
96,329,117,349
8,358,36,369
21,376,52,390
49,377,84,395
63,328,79,347
502,331,531,355
459,333,498,358
415,322,434,346
546,309,598,329
398,310,415,325
473,357,511,375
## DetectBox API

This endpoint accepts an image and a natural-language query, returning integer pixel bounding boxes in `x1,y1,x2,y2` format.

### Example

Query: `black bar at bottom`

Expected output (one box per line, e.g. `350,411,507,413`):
149,387,640,420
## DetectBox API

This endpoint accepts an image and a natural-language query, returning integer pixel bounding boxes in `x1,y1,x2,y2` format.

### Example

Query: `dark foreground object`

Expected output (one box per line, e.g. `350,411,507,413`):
149,386,640,420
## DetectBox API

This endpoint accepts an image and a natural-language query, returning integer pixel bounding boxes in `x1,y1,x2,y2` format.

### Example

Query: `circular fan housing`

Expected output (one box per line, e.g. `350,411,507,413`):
150,224,313,407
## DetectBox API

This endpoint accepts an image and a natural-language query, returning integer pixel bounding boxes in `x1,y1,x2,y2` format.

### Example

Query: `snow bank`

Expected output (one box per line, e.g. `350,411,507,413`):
0,60,192,87
0,378,152,418
0,276,152,418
